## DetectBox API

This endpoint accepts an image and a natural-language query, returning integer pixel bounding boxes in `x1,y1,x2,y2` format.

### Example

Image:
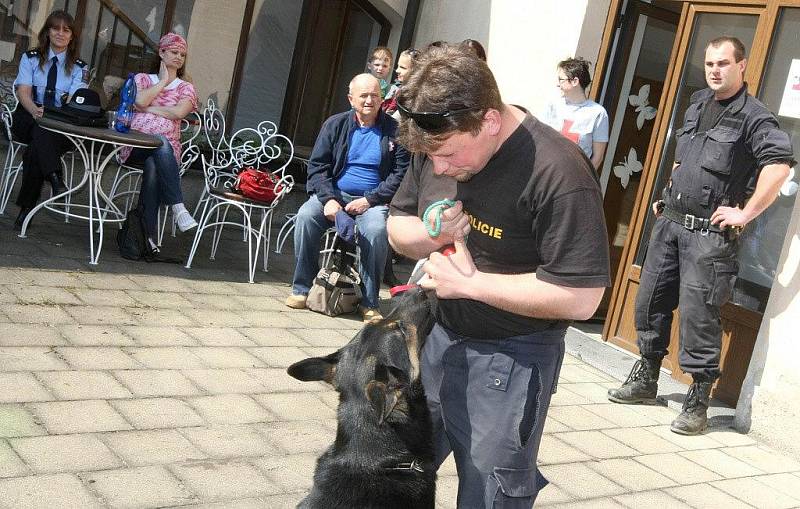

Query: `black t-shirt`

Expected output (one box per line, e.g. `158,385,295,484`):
437,112,611,338
697,85,746,133
390,153,457,217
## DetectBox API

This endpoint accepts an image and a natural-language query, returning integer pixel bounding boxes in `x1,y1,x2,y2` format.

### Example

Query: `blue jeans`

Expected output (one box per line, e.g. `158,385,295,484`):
421,323,566,508
127,135,183,236
291,193,389,309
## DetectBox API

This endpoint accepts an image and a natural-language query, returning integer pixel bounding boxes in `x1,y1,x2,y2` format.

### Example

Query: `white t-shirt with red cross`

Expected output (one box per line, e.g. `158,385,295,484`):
540,98,609,159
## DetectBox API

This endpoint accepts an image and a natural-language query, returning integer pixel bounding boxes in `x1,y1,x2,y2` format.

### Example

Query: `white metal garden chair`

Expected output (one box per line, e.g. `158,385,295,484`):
0,96,26,214
1,84,76,216
185,120,295,283
191,98,237,220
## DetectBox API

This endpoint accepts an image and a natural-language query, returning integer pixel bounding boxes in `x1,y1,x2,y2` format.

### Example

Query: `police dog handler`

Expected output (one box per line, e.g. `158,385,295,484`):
608,37,794,435
388,45,610,508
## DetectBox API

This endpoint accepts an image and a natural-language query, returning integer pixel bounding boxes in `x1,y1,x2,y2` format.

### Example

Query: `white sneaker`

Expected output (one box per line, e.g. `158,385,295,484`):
175,210,198,232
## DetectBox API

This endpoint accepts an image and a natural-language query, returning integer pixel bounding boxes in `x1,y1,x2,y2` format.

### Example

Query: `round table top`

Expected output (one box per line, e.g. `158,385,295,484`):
38,115,163,148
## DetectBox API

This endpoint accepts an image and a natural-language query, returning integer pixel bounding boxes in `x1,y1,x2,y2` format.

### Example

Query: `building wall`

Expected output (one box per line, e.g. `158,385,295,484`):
185,0,248,112
415,0,491,50
207,0,407,130
736,196,800,455
371,0,406,59
412,0,609,115
234,0,303,129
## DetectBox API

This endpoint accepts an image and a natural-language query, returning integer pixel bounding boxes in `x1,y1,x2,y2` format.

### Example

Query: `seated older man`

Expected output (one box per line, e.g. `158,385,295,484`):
286,73,409,322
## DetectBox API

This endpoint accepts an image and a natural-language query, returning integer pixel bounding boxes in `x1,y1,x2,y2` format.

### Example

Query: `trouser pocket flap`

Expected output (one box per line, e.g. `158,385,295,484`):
487,352,514,391
492,466,540,498
707,258,738,306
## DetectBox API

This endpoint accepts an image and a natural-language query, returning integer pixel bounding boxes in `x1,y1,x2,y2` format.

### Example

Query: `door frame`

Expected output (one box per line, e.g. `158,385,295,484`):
280,0,390,156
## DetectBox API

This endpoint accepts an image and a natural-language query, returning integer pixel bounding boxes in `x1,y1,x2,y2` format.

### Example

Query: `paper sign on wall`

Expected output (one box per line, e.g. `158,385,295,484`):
778,59,800,119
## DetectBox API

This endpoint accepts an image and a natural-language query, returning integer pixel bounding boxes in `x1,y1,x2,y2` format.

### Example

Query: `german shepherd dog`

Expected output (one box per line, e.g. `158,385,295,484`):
287,288,437,509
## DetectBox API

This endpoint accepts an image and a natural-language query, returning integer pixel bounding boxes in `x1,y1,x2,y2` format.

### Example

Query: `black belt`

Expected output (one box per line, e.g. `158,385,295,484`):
662,206,723,233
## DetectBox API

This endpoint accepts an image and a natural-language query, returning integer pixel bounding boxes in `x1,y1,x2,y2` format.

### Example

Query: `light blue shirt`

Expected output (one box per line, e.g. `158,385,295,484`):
16,48,87,107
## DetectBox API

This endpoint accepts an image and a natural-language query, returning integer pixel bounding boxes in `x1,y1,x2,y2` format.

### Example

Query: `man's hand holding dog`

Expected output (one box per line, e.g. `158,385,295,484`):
420,236,478,299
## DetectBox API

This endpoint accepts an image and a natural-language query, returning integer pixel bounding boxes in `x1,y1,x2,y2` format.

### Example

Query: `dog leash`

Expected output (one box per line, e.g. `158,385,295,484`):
390,200,459,297
422,199,456,238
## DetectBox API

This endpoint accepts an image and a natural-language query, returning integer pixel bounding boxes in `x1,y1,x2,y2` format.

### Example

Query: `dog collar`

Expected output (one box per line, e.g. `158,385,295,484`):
384,458,425,474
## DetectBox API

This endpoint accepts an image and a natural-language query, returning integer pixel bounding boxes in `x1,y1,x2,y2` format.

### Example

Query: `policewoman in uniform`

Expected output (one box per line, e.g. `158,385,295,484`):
12,9,88,231
608,36,795,435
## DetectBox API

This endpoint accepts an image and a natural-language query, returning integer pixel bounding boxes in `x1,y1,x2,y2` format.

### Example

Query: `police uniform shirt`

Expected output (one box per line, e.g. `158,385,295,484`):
16,48,88,107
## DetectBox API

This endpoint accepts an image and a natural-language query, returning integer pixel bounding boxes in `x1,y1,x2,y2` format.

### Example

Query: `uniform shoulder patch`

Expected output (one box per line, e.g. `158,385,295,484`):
25,49,40,58
75,59,87,67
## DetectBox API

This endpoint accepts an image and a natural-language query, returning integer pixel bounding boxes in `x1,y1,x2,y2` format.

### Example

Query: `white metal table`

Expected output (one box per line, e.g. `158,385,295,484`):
18,116,162,264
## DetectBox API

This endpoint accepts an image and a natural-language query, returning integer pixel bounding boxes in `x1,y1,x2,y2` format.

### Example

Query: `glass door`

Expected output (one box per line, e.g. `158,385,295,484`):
280,0,390,155
634,11,759,268
736,6,800,312
597,1,680,315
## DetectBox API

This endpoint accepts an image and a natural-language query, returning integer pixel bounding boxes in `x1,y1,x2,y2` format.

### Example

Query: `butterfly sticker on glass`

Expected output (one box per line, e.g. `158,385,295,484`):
613,147,643,189
628,84,657,130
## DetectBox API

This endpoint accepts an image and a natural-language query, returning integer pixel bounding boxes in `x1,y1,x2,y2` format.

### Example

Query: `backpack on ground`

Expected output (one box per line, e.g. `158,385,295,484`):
116,208,183,264
117,207,150,261
306,236,361,316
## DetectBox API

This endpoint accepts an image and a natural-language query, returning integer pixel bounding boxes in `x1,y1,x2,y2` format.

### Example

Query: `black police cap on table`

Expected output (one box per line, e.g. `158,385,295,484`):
62,88,103,117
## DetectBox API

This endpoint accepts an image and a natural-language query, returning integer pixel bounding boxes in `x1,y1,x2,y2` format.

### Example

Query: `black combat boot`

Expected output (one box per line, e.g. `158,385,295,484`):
670,378,712,435
607,357,661,404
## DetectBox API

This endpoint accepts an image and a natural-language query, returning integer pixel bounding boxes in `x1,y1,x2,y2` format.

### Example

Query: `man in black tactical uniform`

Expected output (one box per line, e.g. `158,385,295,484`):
608,36,795,435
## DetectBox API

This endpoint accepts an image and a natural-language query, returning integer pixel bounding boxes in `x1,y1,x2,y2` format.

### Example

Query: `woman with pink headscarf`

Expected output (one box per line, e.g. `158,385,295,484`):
119,32,198,252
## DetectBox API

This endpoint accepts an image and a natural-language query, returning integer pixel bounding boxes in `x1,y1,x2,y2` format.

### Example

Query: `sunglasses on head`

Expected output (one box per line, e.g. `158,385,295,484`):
396,102,482,131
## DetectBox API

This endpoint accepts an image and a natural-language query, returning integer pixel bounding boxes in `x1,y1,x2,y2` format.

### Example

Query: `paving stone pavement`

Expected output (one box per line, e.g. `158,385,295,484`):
1,195,799,508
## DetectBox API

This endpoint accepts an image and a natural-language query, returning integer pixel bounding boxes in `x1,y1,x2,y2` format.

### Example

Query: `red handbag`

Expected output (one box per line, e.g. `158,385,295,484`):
234,167,284,204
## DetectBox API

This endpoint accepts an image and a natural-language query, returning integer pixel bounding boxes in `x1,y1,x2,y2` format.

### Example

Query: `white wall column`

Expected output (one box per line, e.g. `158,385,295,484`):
736,194,800,455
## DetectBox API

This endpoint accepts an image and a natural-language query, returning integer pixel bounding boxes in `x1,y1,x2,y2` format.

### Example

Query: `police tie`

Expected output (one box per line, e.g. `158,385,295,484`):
44,56,58,107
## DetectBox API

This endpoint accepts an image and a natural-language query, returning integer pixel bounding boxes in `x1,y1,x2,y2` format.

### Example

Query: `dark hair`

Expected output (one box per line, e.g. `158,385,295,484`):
401,48,421,61
424,40,447,52
396,45,502,152
707,36,746,62
459,39,486,61
36,10,79,74
557,57,592,90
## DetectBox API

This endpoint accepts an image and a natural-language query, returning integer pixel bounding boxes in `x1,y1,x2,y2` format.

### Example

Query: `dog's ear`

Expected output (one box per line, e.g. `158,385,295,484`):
287,351,339,384
366,380,401,425
365,364,404,425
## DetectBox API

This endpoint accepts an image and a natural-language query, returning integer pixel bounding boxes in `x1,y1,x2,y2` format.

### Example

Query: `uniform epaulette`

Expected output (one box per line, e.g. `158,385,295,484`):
75,59,87,67
25,49,40,58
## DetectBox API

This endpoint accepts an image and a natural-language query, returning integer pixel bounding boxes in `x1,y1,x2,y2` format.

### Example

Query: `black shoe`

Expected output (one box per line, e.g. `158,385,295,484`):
670,380,712,435
13,207,33,232
607,357,661,404
47,172,67,195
